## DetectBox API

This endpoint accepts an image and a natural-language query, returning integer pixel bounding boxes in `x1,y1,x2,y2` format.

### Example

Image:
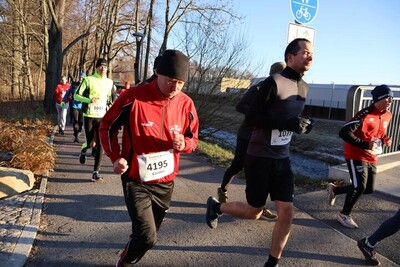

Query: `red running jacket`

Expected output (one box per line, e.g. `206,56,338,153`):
339,104,392,163
53,83,71,104
99,80,199,183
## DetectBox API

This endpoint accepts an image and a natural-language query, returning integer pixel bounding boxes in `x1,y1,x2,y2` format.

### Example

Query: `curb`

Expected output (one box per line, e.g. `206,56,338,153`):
6,176,47,267
5,127,56,267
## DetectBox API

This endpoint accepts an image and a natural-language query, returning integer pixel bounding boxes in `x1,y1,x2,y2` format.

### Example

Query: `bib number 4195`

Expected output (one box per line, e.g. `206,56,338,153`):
137,150,174,182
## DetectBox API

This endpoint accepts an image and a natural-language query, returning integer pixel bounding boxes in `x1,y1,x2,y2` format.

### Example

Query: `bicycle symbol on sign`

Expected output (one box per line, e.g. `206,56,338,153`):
296,6,311,21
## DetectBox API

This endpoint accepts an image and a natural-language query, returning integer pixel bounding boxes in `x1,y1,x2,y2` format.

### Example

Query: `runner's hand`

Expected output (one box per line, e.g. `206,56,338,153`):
286,117,313,134
113,158,129,174
173,131,185,151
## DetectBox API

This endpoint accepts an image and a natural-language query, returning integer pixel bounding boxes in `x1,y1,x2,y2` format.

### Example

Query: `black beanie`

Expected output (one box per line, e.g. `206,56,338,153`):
371,84,393,103
156,50,189,82
95,58,108,68
154,56,162,69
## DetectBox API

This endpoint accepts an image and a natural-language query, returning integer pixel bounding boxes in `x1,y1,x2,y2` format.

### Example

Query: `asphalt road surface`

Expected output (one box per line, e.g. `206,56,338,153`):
25,133,399,267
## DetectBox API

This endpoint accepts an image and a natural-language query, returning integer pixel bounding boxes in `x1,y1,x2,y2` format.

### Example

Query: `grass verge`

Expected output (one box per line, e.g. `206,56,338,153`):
196,140,330,193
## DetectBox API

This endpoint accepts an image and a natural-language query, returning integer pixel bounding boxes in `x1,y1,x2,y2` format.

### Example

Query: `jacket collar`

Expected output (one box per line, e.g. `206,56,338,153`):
281,66,303,81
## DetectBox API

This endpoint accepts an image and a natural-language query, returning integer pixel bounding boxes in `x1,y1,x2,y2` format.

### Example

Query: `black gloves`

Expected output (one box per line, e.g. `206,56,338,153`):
285,117,314,134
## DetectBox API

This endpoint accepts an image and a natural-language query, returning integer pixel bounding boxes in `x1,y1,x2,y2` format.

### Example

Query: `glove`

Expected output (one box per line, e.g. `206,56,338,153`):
60,101,65,107
304,118,315,134
285,116,314,134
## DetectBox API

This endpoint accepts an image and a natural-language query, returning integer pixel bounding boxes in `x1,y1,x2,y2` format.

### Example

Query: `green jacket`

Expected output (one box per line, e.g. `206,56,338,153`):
74,72,113,118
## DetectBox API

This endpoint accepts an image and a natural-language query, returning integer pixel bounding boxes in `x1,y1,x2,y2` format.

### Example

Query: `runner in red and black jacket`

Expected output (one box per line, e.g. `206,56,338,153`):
99,50,199,266
327,84,393,229
100,78,199,183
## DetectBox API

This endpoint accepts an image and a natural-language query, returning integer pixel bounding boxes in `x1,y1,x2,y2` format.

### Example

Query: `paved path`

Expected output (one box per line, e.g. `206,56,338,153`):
1,126,399,267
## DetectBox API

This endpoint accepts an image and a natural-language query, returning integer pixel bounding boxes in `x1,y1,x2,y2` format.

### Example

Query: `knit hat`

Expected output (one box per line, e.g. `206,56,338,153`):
153,56,162,69
156,50,189,82
269,61,286,75
79,72,86,78
95,58,108,68
371,84,393,103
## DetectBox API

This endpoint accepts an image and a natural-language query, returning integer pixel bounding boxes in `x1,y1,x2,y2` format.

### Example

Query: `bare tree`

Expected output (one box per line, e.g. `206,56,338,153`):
142,0,157,82
180,16,253,144
0,0,44,100
158,0,240,55
42,0,65,113
0,0,250,114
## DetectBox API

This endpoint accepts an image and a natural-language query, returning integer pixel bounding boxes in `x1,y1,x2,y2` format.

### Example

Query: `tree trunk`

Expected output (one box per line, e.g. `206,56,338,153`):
143,0,156,81
43,0,65,114
12,7,22,99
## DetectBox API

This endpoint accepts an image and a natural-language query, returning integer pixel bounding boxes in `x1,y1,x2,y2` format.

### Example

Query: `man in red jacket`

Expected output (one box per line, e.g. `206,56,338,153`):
99,49,199,266
327,84,393,229
53,75,70,135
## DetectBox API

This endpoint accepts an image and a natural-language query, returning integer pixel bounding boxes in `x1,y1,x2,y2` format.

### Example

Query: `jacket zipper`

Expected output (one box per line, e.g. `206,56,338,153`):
160,100,167,150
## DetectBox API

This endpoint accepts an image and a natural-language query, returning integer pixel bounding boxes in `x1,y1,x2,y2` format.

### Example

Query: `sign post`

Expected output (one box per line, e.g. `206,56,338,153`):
288,0,318,45
290,0,318,25
287,23,315,46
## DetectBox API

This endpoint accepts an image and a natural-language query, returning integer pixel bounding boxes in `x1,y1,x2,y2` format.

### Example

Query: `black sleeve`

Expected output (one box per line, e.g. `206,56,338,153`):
236,84,259,115
245,77,281,129
339,119,370,149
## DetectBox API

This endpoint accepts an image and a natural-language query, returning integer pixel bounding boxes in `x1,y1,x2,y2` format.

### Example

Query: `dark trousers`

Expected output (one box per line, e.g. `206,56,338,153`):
334,159,376,215
368,209,400,246
220,136,249,190
121,177,174,264
82,117,103,172
72,108,83,137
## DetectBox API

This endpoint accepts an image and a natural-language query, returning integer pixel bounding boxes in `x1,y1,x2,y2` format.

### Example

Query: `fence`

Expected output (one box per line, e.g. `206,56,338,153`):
346,85,400,155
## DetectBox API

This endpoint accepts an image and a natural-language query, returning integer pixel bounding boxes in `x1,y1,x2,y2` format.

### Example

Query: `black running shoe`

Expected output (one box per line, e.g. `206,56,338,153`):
79,151,86,164
91,172,103,182
357,238,380,266
206,196,220,229
264,263,279,267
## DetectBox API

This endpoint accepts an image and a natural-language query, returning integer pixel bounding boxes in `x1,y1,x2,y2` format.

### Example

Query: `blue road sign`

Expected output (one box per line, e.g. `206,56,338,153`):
290,0,318,25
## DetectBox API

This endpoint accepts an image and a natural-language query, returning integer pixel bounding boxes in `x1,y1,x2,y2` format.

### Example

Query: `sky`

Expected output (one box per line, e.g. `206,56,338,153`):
230,0,400,86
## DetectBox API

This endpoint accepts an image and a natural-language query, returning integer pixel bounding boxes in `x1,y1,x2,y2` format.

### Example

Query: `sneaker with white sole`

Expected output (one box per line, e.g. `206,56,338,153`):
260,208,278,221
357,237,380,266
337,212,358,229
327,182,336,206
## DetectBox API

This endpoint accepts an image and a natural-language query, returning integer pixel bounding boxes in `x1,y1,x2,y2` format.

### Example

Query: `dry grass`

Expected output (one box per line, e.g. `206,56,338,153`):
0,100,56,175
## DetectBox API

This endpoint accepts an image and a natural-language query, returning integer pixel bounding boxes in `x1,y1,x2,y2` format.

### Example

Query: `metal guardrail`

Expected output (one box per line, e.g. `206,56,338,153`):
346,85,400,155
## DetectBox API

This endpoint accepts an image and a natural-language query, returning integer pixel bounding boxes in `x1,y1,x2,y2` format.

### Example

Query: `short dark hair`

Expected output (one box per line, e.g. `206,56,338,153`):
284,38,311,62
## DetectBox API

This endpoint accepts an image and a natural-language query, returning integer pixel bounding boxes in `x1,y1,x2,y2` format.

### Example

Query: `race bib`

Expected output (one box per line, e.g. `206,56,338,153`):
270,129,292,146
137,150,174,182
89,102,107,117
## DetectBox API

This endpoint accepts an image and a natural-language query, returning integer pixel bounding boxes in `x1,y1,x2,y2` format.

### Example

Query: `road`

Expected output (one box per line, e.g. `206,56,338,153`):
24,129,399,267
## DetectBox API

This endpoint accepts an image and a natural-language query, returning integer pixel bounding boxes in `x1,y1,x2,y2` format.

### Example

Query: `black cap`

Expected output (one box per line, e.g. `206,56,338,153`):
154,56,162,69
156,50,189,82
371,84,393,103
95,58,108,68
